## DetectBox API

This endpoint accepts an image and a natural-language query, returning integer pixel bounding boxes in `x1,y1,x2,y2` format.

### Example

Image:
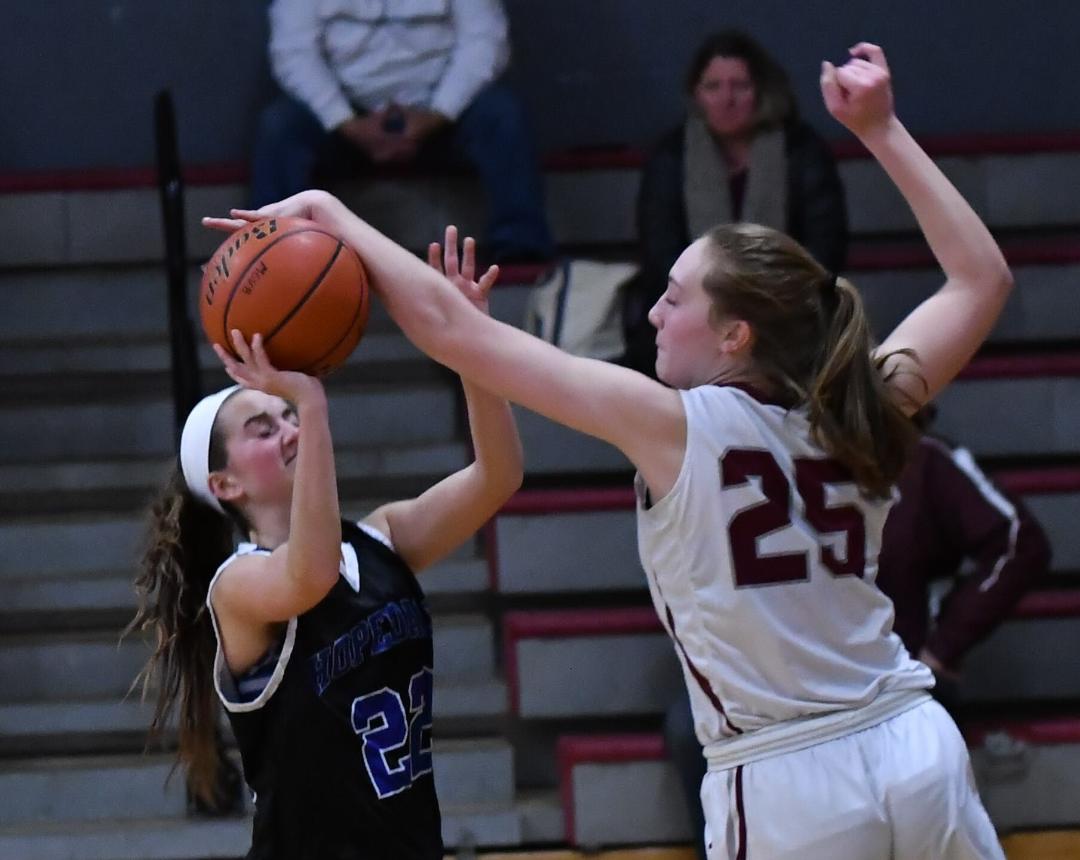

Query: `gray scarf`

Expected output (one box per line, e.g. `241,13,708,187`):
683,113,788,238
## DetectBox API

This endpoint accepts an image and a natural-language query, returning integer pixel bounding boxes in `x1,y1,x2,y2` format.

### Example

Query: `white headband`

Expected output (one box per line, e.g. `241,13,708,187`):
179,385,241,514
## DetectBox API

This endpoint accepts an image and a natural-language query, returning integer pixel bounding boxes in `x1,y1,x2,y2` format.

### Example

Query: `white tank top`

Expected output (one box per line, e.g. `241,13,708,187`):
636,384,932,751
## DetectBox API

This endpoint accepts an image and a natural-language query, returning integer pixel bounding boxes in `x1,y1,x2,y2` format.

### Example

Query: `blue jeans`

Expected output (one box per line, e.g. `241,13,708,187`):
250,80,554,262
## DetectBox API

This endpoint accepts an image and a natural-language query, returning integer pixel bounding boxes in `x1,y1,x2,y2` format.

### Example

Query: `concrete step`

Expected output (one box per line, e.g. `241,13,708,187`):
512,405,631,478
0,613,496,704
557,734,691,848
0,438,468,516
0,740,512,825
0,816,252,860
0,671,507,759
969,718,1080,832
493,500,639,594
504,609,680,719
0,552,489,634
513,788,565,845
0,262,401,345
0,742,519,850
555,721,1080,848
2,258,1072,368
505,601,1080,720
0,381,459,463
0,331,423,379
511,365,1074,473
2,149,1079,268
0,514,145,580
960,614,1080,703
858,262,1080,346
935,372,1080,458
489,479,1080,596
0,800,523,859
1024,491,1080,573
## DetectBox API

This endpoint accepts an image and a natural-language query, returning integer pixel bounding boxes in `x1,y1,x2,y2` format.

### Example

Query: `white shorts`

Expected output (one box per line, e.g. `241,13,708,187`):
701,699,1004,860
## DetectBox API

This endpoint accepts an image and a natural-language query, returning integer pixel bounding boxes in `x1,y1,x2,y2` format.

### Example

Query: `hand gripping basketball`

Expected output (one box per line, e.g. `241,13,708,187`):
199,216,370,375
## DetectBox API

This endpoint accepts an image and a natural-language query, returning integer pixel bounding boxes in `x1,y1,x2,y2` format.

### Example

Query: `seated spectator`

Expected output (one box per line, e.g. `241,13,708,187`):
624,29,848,374
666,419,1050,859
251,0,554,264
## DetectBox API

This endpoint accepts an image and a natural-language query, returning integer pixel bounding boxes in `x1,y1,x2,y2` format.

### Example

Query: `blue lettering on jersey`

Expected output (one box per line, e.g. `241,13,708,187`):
309,597,432,696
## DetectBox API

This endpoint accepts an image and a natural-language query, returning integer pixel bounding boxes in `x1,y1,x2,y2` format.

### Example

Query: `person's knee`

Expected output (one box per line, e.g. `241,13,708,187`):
459,81,527,140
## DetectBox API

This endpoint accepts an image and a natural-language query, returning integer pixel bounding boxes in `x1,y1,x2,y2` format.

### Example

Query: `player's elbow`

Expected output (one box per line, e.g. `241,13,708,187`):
992,262,1014,299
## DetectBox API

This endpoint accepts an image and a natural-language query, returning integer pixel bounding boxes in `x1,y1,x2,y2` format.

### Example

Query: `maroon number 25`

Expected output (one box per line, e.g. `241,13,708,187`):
721,448,865,587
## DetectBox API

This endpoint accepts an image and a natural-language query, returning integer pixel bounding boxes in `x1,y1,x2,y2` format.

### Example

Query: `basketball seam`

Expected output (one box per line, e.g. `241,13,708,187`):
301,255,369,374
219,227,346,355
261,240,344,348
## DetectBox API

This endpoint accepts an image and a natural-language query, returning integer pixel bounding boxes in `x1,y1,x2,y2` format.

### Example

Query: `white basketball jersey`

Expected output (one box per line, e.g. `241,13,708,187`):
636,384,932,746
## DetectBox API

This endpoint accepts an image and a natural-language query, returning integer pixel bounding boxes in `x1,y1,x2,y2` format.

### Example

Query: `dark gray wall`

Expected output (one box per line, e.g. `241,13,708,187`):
2,0,1075,172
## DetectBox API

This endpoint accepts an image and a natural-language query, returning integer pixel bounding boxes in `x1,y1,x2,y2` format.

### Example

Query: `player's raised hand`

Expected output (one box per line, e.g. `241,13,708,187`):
215,330,325,402
202,190,350,236
821,42,895,139
428,225,499,314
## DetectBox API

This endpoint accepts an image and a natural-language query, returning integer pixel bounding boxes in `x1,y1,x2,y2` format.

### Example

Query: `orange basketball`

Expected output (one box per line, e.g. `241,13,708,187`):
199,216,370,375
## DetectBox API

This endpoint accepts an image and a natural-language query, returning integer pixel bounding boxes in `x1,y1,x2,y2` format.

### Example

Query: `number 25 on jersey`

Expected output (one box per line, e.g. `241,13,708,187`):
722,448,866,587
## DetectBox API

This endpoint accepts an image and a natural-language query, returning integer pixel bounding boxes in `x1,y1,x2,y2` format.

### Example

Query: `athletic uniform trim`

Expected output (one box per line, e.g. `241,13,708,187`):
930,439,1020,594
734,764,747,860
205,521,395,714
704,688,930,771
207,547,299,714
662,601,743,735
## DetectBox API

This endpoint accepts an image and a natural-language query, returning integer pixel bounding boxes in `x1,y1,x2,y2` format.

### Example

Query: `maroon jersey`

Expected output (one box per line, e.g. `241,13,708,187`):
876,436,1052,670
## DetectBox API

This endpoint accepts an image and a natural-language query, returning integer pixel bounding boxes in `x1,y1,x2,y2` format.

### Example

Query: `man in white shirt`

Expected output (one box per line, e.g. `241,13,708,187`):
251,0,554,263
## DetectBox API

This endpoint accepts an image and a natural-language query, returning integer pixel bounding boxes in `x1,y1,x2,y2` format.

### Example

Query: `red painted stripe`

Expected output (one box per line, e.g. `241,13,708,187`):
0,163,249,192
498,468,1080,518
848,236,1080,271
958,352,1080,380
558,732,668,763
492,262,552,286
7,131,1079,193
502,607,662,640
542,147,647,172
1012,589,1080,618
994,467,1080,496
502,607,662,716
499,486,636,515
965,716,1080,746
831,130,1080,160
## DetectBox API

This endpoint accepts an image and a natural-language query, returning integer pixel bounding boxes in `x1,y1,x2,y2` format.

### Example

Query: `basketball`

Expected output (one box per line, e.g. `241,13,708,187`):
199,216,370,375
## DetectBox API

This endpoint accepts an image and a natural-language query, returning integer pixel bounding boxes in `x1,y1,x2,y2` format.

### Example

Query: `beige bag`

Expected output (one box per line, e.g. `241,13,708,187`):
523,259,638,360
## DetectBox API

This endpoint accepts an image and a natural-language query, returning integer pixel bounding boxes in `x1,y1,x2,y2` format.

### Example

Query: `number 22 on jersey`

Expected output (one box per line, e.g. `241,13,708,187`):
350,667,433,799
721,448,866,587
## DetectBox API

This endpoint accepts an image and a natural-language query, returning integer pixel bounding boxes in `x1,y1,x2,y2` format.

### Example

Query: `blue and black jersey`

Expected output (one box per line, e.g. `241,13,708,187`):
208,519,441,859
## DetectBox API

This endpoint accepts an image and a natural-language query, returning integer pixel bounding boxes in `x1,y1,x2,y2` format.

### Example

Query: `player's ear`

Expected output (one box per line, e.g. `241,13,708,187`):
208,470,243,505
717,318,754,355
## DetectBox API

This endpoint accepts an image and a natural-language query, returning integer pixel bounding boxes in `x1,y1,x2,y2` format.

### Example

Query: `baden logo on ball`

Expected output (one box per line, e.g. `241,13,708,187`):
200,216,370,376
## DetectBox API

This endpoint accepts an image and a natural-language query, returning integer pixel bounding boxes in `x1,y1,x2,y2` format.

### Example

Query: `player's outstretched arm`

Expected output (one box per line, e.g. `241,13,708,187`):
821,43,1012,411
364,227,525,572
210,332,343,625
204,197,687,501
